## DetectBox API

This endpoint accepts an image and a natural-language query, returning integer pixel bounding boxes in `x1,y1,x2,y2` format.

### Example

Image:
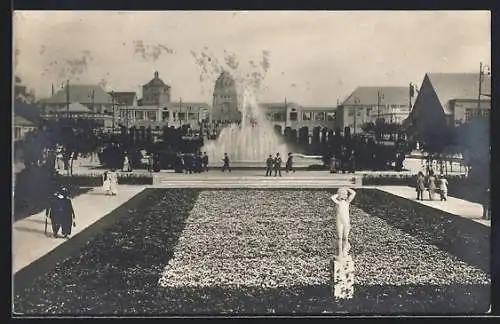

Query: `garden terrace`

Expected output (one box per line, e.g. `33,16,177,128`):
14,189,490,315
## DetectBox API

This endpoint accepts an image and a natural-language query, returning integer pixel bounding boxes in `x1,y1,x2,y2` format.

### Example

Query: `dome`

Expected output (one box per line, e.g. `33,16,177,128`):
214,71,236,90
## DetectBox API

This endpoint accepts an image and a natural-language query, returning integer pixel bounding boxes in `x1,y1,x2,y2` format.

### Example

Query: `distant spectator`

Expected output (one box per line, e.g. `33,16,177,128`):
59,187,76,239
45,188,64,238
122,152,132,172
483,187,491,220
438,174,449,201
416,171,425,201
108,168,118,195
222,153,231,172
184,154,193,174
427,171,437,201
202,152,209,172
273,153,282,177
265,154,273,176
102,170,110,195
285,152,295,173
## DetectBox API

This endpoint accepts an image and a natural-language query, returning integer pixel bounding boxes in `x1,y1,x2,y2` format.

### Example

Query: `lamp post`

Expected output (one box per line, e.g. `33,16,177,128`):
478,62,491,112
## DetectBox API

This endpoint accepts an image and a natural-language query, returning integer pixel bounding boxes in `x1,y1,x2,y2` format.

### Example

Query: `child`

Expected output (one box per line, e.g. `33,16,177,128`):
331,187,356,260
438,174,449,201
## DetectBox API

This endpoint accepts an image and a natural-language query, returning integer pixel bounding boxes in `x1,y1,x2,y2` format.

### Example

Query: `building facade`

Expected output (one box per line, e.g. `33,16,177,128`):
141,71,171,105
210,71,240,124
406,73,491,141
258,102,336,134
336,86,414,134
13,115,37,141
113,72,210,131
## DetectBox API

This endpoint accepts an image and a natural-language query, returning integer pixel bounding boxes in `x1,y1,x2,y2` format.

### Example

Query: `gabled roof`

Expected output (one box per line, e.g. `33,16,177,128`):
341,86,409,106
426,73,491,114
14,114,36,127
40,85,112,104
143,71,170,88
13,101,41,123
109,92,137,106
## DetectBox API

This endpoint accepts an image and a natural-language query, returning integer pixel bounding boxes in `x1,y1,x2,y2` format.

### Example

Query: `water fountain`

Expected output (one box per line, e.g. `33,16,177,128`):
202,88,290,165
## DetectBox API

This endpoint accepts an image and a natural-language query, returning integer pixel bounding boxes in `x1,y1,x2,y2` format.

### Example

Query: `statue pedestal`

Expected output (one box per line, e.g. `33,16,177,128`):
331,256,355,300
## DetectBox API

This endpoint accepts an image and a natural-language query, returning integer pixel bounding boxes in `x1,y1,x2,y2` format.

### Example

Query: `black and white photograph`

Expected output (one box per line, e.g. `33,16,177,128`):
12,10,491,316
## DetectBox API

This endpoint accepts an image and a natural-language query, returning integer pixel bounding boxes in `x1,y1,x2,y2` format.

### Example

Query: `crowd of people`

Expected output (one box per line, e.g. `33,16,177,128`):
173,152,210,174
265,152,295,177
415,170,449,201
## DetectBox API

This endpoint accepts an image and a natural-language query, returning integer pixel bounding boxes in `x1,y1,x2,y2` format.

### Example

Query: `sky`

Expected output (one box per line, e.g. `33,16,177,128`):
13,11,491,106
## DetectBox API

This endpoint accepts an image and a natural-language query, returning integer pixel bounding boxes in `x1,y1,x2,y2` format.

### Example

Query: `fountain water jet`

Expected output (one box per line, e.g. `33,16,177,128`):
203,88,290,163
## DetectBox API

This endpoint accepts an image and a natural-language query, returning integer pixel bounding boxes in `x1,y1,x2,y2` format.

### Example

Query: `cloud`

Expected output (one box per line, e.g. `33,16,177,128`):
13,11,490,105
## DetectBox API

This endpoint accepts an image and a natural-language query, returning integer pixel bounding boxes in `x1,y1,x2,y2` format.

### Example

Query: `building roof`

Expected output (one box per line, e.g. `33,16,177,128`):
109,92,137,106
143,71,170,88
14,114,36,127
66,102,92,113
425,73,491,114
214,71,236,89
40,84,113,104
13,101,41,123
341,86,409,106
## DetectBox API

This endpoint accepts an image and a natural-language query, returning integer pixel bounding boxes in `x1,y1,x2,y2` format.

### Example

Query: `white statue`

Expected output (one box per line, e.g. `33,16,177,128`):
331,187,356,261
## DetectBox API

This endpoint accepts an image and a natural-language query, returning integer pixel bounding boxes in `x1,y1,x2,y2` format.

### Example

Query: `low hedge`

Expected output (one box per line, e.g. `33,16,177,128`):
60,173,154,186
361,174,467,186
361,174,486,204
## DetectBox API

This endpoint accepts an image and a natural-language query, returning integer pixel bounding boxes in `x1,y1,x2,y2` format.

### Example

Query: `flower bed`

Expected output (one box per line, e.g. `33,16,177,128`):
353,189,490,273
14,189,490,315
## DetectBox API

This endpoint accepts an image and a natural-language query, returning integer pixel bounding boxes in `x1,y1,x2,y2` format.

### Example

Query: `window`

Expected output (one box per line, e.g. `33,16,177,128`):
277,112,286,121
465,109,473,121
366,108,372,116
315,112,325,121
162,111,169,121
348,109,355,116
302,112,312,120
135,111,144,120
147,111,157,121
178,112,186,120
327,112,335,121
290,112,298,121
391,104,398,108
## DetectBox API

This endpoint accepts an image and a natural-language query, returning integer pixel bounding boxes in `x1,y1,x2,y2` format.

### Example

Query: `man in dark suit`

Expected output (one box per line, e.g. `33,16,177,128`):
265,154,273,176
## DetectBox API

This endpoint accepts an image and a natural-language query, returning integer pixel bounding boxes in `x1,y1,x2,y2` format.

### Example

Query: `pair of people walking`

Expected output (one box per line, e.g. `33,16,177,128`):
266,152,295,177
45,187,76,239
416,171,448,201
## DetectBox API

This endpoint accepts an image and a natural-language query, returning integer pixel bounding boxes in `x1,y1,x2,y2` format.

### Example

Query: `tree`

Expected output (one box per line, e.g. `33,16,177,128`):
14,76,36,104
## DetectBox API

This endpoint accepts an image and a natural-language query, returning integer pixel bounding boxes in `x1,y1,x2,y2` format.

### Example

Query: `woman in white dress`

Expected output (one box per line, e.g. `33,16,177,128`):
108,168,118,196
122,153,131,172
103,170,111,195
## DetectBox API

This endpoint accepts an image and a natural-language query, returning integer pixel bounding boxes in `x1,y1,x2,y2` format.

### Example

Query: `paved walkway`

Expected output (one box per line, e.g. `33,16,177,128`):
12,185,146,274
374,186,490,227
